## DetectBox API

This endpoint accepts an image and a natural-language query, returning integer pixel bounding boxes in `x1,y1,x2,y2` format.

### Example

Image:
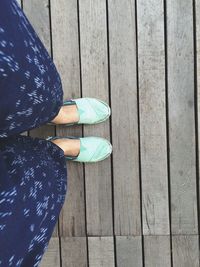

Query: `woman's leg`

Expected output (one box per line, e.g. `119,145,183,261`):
0,134,67,266
0,0,63,137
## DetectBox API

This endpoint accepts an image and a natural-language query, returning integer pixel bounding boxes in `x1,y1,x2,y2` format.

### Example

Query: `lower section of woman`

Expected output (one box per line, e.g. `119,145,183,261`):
0,0,67,266
0,135,67,267
0,0,63,138
0,0,112,266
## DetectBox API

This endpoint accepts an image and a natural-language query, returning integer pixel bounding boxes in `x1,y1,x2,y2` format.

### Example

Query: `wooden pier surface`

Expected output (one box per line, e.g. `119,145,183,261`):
18,0,200,266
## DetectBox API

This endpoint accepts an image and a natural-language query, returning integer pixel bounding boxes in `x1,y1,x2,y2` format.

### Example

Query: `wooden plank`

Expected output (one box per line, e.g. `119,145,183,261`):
167,0,198,234
195,0,200,240
116,236,143,267
172,235,199,266
61,237,88,267
40,237,60,267
50,0,86,237
79,0,112,235
144,236,171,267
137,0,169,234
108,0,141,235
88,237,115,267
22,0,58,237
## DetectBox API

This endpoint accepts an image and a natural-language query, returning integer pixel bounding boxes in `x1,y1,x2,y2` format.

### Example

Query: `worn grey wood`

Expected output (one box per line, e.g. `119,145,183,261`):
50,0,86,238
167,0,198,234
172,235,199,266
108,0,141,236
22,0,59,238
61,237,88,267
88,237,115,267
40,237,60,267
116,236,143,267
196,0,200,240
79,0,113,235
144,236,171,267
137,0,169,235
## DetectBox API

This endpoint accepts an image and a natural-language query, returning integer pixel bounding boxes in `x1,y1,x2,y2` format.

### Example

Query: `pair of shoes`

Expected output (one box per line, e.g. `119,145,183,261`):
46,97,112,163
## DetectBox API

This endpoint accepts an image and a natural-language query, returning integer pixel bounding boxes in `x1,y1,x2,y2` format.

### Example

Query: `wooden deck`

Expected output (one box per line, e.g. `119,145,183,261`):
17,0,200,266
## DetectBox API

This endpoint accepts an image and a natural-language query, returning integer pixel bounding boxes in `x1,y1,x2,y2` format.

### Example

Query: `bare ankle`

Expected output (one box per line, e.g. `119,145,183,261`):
51,138,80,157
51,105,79,124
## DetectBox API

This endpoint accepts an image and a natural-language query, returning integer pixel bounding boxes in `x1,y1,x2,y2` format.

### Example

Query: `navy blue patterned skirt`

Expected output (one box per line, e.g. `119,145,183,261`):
0,0,68,266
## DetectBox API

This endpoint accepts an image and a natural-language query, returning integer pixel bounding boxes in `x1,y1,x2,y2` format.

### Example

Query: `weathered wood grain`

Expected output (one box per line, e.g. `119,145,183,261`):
108,0,141,236
50,0,86,238
137,0,169,235
79,0,113,235
61,237,88,267
116,236,143,267
88,236,115,267
195,0,200,239
40,237,60,267
144,236,171,267
172,235,199,266
167,0,198,234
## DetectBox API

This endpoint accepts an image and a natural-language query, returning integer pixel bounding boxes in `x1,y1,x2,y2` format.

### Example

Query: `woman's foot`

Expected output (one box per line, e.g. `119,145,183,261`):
51,104,80,124
50,97,111,125
51,138,80,157
47,136,112,162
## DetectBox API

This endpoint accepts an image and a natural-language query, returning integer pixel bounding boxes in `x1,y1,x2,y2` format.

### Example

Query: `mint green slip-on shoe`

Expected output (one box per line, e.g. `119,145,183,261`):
48,97,111,126
46,135,112,163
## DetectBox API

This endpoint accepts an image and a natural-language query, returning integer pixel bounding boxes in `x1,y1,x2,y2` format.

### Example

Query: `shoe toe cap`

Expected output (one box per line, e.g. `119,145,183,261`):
84,98,111,123
75,97,111,124
88,137,112,162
